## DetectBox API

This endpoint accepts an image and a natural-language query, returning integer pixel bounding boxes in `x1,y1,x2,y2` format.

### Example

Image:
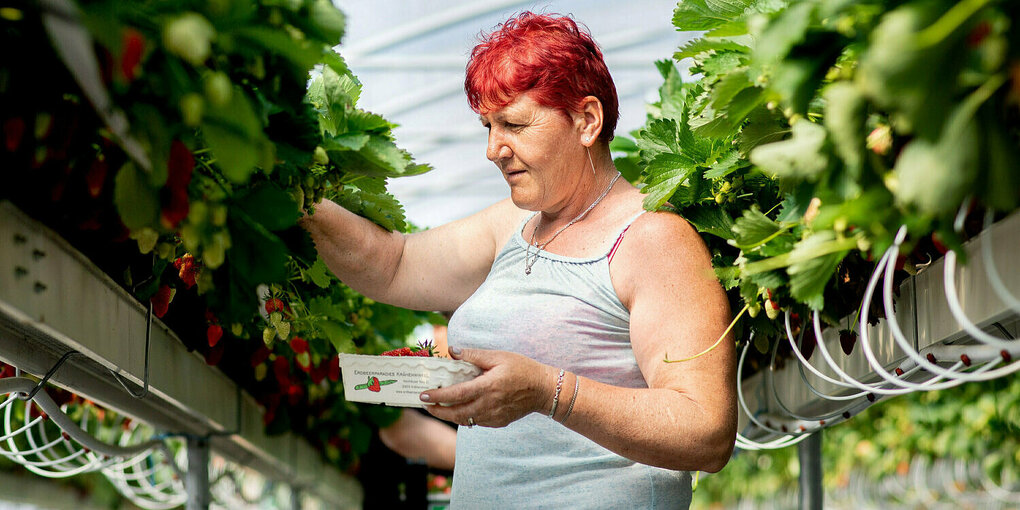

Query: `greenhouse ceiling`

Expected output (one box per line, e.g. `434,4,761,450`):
336,0,696,227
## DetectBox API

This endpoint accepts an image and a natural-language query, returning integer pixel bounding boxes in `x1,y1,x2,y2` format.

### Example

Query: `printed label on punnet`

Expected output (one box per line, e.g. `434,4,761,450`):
338,354,481,408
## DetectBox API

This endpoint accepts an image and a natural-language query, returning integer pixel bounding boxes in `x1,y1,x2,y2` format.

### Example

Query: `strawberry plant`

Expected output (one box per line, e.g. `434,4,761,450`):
617,0,1020,362
0,0,437,472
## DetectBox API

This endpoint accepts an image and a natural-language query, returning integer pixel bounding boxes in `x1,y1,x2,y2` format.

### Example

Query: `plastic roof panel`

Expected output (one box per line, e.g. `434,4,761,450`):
337,0,693,227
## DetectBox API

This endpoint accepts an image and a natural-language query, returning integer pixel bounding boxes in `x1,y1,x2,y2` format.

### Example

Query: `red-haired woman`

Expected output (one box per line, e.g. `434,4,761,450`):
301,12,736,508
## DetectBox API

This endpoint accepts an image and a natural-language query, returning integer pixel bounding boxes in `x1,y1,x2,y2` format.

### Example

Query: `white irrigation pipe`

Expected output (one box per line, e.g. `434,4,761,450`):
881,231,1020,382
945,247,1020,349
733,338,812,450
0,378,163,458
764,331,866,422
982,210,1020,315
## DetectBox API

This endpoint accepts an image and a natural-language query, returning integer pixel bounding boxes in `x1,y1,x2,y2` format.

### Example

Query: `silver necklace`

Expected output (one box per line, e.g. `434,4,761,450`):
524,171,622,275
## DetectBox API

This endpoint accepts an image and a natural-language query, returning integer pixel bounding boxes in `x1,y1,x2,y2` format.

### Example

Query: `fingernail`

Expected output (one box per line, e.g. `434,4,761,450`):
450,346,462,356
419,393,430,402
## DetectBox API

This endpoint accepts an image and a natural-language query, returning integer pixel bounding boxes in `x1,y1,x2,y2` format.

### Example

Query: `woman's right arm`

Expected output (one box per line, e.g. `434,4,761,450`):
298,198,519,312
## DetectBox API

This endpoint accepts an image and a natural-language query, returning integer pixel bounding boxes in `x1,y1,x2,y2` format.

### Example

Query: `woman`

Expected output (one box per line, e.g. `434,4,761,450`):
301,12,736,509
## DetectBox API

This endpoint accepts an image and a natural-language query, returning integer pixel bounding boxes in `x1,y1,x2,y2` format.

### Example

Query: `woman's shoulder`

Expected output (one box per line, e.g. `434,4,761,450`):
453,198,531,250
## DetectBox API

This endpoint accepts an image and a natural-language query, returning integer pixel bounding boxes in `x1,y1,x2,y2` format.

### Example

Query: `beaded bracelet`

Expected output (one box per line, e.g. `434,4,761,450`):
560,374,580,423
549,369,565,418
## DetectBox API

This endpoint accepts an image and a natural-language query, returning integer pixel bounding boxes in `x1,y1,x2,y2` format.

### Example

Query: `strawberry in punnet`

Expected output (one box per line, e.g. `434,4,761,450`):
380,347,413,356
380,340,438,357
150,284,175,318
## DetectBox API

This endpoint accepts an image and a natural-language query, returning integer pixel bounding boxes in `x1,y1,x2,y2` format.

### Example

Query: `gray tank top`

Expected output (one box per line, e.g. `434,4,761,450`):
447,212,693,509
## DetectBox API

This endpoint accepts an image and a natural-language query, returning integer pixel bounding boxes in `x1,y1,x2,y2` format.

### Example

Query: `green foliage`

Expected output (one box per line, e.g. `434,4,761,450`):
621,0,1020,356
693,375,1020,507
0,0,437,475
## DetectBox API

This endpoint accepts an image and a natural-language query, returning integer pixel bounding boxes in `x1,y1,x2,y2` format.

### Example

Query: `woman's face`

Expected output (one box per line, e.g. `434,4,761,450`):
480,92,587,212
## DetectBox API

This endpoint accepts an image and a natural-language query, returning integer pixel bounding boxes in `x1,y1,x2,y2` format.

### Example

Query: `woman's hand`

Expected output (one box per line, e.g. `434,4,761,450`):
420,348,556,428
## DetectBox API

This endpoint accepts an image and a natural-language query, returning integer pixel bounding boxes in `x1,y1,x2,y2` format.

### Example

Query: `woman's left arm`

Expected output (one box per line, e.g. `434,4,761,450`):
422,213,737,472
559,212,737,472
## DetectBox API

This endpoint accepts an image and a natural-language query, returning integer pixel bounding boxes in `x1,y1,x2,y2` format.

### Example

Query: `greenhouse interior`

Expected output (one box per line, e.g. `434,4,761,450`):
1,0,1019,509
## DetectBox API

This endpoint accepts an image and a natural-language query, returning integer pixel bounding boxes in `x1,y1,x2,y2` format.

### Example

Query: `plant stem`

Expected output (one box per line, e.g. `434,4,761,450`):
915,0,992,49
665,303,748,363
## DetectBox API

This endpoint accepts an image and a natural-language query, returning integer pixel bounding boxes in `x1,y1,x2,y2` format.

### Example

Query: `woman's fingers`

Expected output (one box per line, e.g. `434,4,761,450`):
421,350,553,427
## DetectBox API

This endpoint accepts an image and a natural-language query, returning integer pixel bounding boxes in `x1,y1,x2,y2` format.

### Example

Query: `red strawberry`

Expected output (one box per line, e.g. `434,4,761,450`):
207,324,223,347
931,233,948,255
839,329,857,356
3,117,25,152
800,328,816,361
273,356,290,384
290,337,308,354
296,352,311,373
174,254,199,288
205,341,224,366
368,376,381,392
265,298,284,314
381,347,413,356
160,140,193,229
120,28,145,82
250,346,271,367
150,285,175,318
327,356,340,382
310,362,328,384
85,158,108,198
287,384,304,405
966,20,991,48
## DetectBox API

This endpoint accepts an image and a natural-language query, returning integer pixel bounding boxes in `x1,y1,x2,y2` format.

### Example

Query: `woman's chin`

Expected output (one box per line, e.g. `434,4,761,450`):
507,191,540,211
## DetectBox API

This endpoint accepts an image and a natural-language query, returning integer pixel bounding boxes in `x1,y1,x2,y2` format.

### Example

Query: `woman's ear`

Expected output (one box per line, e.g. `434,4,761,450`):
576,96,603,146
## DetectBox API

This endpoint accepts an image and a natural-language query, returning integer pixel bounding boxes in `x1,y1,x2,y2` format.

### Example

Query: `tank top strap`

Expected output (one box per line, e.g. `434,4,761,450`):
607,210,647,265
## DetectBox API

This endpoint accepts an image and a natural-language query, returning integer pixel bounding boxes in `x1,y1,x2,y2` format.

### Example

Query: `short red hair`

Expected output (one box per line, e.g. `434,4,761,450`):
465,12,619,142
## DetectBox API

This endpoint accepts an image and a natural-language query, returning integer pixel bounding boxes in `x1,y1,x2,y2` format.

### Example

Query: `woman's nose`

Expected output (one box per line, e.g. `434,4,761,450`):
486,131,511,162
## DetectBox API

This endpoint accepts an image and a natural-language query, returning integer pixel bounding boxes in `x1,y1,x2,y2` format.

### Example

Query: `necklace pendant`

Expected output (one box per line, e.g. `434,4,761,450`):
525,266,532,275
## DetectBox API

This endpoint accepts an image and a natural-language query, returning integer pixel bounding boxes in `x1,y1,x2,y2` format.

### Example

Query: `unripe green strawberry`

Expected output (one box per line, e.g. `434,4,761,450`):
764,298,779,320
130,227,159,254
180,93,204,127
296,351,311,372
262,326,275,346
210,204,227,226
202,241,225,269
289,185,305,210
156,242,175,260
747,300,760,318
275,320,290,340
254,362,268,381
204,72,232,107
34,113,53,140
270,312,283,328
230,323,244,337
163,13,215,66
313,146,329,165
179,223,201,252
